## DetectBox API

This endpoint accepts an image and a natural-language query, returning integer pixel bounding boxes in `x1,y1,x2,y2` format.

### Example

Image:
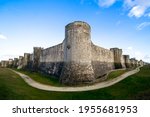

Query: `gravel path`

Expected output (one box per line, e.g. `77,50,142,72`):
10,67,141,92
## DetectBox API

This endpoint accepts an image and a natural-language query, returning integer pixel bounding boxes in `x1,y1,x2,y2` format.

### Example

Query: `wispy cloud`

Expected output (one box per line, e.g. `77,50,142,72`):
128,5,146,18
98,0,116,7
143,55,150,62
127,46,133,50
123,46,150,62
0,34,7,40
144,55,150,59
126,0,150,18
123,46,143,60
137,22,150,30
96,0,150,18
124,0,135,8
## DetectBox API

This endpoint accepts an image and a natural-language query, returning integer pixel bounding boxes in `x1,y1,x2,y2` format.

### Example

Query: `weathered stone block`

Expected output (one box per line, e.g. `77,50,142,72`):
60,62,95,85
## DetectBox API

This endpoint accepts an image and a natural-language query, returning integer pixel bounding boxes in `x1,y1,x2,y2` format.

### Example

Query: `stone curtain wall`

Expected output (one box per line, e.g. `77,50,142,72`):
23,53,30,68
1,61,9,67
121,55,126,68
0,21,145,85
33,47,42,71
91,43,114,79
18,56,24,69
39,43,64,77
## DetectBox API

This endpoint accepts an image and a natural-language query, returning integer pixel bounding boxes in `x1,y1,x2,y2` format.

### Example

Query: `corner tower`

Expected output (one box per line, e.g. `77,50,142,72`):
60,21,95,85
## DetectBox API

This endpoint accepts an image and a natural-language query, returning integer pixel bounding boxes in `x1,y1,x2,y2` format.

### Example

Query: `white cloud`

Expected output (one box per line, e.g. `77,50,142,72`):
143,55,150,63
123,47,144,61
135,51,142,58
98,0,116,7
128,5,146,18
144,55,150,59
0,34,7,40
96,0,150,18
137,22,150,30
127,46,133,50
125,0,150,18
124,0,136,9
123,47,150,62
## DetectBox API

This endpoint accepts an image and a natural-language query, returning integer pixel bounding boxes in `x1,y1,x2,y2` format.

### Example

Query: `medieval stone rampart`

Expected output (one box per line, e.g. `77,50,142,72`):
0,21,146,85
39,43,64,77
23,53,30,68
121,55,126,68
91,44,114,79
1,61,9,68
13,58,18,68
18,56,24,69
123,55,131,68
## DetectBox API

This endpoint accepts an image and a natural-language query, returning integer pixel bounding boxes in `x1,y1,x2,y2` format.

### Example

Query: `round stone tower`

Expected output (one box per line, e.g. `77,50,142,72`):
60,21,95,85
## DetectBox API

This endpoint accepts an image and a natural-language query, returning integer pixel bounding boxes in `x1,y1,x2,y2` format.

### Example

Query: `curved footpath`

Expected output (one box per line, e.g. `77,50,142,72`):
10,67,141,92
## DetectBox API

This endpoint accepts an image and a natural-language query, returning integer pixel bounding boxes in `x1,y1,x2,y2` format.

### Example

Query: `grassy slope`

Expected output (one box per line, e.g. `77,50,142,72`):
107,69,129,80
14,69,63,87
15,69,128,86
0,65,150,100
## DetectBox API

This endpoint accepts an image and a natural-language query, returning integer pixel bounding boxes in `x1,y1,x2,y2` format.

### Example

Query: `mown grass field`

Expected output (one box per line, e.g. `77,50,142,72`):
107,69,129,80
0,65,150,100
15,68,129,86
14,69,64,87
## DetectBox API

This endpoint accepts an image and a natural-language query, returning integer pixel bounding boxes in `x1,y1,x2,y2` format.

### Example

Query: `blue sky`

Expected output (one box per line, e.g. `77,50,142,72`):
0,0,150,62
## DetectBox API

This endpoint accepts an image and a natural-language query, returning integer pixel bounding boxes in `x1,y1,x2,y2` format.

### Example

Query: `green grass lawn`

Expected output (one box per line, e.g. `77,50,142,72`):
107,69,129,80
15,68,129,86
0,65,150,100
13,69,64,87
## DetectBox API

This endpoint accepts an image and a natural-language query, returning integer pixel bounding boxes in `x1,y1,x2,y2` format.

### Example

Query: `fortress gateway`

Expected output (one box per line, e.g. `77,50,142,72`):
0,21,144,85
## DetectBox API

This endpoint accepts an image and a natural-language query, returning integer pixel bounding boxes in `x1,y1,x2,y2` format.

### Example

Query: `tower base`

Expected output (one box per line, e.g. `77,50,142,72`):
60,62,95,85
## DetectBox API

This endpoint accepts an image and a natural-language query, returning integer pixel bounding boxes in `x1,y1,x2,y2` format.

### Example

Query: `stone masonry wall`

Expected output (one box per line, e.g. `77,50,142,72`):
1,21,144,85
39,43,64,77
1,61,9,67
123,55,131,68
33,47,42,71
110,48,123,69
23,53,30,68
13,58,18,68
18,56,24,69
91,43,114,79
60,21,95,85
121,55,126,68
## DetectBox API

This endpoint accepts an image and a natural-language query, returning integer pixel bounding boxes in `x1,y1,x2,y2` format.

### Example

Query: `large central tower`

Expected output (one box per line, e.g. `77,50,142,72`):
60,21,95,85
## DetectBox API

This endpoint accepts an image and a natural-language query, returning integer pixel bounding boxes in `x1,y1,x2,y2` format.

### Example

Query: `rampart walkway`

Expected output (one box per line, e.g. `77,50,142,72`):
10,67,141,92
